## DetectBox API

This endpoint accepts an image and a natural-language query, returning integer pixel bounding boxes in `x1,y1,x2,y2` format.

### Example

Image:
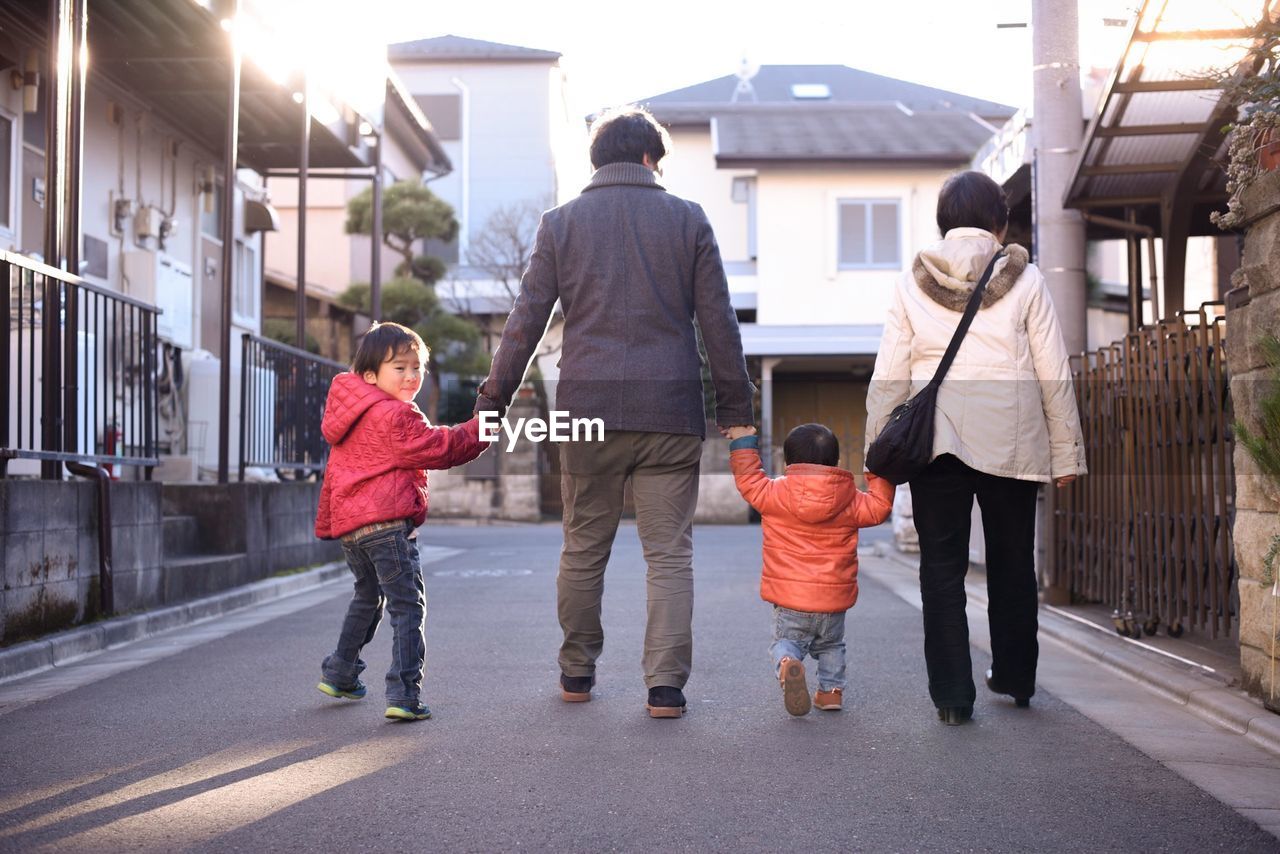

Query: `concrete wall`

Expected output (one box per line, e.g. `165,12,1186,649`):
0,480,339,646
1229,169,1280,701
661,129,756,264
162,482,340,577
1,481,162,645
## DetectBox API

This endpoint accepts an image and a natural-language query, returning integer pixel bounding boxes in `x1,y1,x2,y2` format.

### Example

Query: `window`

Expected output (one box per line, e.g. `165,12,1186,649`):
0,111,12,232
838,199,900,269
731,176,758,260
233,239,258,322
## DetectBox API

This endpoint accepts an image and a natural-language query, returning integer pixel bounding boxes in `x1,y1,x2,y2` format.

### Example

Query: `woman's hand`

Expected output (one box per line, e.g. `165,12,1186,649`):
1055,475,1077,488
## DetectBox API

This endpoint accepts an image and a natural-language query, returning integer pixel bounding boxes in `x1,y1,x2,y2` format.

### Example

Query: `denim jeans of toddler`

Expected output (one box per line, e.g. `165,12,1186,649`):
769,606,847,692
321,523,425,707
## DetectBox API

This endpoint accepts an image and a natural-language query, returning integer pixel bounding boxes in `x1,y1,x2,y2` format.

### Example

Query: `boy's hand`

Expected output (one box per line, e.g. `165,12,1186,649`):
725,425,757,441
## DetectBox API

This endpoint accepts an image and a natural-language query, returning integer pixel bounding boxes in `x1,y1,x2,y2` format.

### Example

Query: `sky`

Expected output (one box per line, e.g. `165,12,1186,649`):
374,0,1138,117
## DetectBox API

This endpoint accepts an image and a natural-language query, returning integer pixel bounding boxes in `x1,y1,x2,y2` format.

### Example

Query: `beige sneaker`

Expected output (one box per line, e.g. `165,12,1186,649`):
814,687,843,711
778,657,811,716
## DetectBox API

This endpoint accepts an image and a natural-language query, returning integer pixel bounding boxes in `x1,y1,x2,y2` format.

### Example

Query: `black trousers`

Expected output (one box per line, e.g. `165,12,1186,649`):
910,454,1041,709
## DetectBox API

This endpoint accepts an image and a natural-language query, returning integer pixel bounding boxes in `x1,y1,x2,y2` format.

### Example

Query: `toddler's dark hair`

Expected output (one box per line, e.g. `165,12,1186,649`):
351,322,428,376
783,423,840,467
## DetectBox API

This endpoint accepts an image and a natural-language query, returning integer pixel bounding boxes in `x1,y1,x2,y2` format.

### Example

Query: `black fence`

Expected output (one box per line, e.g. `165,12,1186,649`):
1,250,161,476
239,333,344,480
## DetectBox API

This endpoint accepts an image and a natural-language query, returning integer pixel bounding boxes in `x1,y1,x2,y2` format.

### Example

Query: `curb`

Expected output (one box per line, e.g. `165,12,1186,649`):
0,561,349,685
872,545,1280,758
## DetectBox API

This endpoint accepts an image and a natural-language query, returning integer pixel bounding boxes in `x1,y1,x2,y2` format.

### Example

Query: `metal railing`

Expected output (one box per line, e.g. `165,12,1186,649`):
1,250,160,476
239,333,344,480
1054,301,1235,638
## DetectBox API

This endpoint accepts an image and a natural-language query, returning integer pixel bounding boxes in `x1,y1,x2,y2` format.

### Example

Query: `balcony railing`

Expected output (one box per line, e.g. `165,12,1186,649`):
239,333,344,480
1,250,161,476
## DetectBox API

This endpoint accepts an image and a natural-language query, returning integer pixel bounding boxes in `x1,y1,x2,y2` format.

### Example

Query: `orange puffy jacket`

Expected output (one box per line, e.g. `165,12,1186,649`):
731,445,895,613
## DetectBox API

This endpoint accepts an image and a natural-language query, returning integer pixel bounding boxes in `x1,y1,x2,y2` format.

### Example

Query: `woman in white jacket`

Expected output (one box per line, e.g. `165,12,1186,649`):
865,171,1087,726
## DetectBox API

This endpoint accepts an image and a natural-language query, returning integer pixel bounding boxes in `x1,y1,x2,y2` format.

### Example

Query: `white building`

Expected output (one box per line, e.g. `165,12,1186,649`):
641,65,1014,472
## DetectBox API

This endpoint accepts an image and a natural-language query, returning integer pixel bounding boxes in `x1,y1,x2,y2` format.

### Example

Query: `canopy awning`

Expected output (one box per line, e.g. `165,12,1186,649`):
1065,0,1277,227
1063,0,1278,311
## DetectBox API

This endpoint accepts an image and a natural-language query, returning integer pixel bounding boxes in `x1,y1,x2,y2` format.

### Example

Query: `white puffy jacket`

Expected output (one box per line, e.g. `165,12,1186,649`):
865,228,1087,483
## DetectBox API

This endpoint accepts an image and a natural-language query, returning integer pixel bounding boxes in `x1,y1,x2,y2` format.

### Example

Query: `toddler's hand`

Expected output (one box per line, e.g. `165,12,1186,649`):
725,425,757,441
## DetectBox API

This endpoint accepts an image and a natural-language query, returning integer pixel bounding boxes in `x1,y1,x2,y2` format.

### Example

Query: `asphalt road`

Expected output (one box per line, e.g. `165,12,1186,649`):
0,523,1274,852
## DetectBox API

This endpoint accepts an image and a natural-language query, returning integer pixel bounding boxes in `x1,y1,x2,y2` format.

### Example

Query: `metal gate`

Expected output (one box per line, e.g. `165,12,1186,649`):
1054,301,1236,638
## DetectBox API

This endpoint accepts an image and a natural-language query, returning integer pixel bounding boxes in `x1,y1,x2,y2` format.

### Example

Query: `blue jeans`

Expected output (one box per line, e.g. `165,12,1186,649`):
769,606,847,692
321,523,426,706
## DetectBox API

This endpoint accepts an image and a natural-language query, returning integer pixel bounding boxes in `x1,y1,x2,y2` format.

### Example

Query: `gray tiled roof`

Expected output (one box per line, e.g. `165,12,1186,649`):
389,34,560,62
712,104,996,164
643,65,1013,121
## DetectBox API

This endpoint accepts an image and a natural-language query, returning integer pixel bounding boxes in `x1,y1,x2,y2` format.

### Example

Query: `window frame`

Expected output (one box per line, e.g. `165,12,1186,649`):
231,238,260,328
0,105,17,242
836,198,901,271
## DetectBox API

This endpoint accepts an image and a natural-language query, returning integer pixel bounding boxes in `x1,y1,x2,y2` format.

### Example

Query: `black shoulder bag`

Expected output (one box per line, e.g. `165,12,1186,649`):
864,251,1004,486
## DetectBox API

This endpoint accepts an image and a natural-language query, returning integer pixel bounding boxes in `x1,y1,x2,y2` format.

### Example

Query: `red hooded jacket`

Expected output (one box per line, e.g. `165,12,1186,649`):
732,445,894,613
315,372,485,539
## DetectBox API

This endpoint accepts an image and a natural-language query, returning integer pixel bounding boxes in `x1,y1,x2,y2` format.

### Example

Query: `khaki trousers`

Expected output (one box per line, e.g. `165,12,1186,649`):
557,431,702,689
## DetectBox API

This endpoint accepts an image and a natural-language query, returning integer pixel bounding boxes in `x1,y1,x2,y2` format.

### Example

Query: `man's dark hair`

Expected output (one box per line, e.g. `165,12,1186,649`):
588,106,670,170
783,423,840,467
351,321,427,376
936,170,1009,237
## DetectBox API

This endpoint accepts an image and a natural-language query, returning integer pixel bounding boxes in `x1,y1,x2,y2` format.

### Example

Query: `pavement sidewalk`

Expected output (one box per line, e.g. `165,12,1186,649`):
867,542,1280,758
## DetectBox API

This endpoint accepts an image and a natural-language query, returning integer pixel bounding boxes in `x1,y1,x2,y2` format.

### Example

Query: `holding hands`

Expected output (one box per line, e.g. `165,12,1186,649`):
723,425,757,441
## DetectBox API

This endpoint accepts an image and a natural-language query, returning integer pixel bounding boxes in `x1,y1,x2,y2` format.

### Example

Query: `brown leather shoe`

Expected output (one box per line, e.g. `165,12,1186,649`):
814,687,843,711
779,657,811,716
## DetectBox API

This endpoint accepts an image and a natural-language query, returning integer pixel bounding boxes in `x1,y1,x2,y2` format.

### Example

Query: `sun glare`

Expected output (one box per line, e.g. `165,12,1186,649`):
230,0,389,121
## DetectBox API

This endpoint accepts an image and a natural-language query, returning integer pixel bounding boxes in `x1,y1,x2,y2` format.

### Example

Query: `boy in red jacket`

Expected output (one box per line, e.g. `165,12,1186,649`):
729,423,894,716
315,322,486,722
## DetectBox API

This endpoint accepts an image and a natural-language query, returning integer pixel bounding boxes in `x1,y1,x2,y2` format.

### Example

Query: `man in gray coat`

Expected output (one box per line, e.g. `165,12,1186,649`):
476,106,754,718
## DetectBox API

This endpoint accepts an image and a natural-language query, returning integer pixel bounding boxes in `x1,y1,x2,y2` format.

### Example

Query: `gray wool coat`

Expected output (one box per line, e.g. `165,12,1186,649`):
478,162,755,438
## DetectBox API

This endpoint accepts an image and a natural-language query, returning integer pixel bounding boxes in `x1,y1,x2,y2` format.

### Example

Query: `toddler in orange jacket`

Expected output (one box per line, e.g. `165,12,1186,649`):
729,423,894,716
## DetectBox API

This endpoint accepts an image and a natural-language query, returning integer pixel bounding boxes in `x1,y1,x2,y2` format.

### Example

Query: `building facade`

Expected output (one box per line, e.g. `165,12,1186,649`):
641,65,1014,473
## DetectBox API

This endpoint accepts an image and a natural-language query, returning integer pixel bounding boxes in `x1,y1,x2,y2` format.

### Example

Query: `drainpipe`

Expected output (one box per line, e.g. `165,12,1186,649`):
66,461,113,616
450,76,470,264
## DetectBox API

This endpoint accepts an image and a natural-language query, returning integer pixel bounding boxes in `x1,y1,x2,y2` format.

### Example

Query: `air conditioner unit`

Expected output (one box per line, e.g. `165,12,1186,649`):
123,250,193,349
185,351,276,476
6,330,100,477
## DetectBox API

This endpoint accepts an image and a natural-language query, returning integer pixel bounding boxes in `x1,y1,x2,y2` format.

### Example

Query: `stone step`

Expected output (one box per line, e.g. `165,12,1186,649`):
162,553,250,604
162,515,201,558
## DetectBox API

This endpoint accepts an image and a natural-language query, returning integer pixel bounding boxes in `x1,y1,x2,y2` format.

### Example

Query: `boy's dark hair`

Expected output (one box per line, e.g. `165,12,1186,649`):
588,106,670,170
783,423,840,467
936,170,1009,237
351,322,428,376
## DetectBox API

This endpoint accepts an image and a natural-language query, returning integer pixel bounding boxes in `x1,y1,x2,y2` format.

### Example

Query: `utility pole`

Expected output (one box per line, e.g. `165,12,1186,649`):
1032,0,1087,604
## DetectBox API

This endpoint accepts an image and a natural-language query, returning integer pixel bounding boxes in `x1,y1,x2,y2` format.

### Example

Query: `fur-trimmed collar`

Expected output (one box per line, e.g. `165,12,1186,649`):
912,242,1029,311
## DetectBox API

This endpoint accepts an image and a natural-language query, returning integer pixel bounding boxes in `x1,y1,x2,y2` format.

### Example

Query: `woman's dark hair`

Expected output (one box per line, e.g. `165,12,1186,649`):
351,322,427,376
588,106,670,170
936,170,1009,237
783,423,840,467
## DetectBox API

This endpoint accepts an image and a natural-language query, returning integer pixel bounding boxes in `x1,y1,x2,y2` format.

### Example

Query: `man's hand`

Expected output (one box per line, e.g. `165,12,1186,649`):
724,425,757,441
1055,475,1077,488
473,393,505,421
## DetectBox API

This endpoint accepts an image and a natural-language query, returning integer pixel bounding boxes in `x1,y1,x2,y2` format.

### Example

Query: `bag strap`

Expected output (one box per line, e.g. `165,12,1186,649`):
926,250,1005,389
